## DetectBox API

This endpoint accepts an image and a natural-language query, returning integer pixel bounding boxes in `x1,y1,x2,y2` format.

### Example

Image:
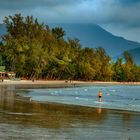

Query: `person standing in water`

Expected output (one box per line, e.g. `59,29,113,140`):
98,90,103,102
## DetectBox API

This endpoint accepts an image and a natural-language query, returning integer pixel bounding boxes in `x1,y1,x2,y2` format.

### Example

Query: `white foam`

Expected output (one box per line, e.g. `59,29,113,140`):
94,101,107,104
84,89,88,91
75,97,79,99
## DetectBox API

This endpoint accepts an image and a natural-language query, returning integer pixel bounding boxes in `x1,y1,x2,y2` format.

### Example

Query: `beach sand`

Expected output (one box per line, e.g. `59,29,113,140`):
1,79,140,86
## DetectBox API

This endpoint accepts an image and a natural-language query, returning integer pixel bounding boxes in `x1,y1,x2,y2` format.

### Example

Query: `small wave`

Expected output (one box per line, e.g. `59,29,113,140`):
109,89,116,92
94,101,107,104
129,104,140,107
84,89,88,91
6,112,40,116
75,97,79,99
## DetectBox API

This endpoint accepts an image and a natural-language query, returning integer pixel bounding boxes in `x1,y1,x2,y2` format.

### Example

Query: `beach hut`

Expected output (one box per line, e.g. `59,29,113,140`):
7,72,16,79
0,66,16,80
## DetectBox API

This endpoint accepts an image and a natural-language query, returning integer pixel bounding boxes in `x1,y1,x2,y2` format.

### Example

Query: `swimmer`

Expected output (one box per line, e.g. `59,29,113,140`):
98,90,103,102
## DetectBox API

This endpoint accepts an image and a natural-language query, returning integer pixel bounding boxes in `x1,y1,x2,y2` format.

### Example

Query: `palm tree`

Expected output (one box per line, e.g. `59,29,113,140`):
52,27,65,40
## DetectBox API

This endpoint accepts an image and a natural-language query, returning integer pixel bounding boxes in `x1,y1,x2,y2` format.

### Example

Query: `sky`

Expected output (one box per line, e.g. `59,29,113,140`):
0,0,140,42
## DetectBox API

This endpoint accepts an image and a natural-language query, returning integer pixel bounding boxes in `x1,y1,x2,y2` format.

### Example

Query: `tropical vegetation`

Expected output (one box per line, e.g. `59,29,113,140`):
0,14,140,81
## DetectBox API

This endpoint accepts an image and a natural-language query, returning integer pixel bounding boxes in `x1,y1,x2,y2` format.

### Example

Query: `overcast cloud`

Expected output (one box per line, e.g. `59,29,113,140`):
0,0,140,42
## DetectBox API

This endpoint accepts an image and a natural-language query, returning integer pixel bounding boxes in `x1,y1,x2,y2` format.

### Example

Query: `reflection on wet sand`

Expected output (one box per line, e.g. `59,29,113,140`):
0,99,107,128
98,102,102,114
0,85,15,110
0,85,140,140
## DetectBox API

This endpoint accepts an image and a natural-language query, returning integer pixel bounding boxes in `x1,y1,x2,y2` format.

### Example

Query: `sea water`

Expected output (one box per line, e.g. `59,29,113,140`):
21,85,140,112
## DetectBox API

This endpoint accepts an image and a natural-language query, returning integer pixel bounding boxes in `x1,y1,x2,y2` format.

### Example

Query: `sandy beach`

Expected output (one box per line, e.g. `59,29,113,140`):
1,79,140,86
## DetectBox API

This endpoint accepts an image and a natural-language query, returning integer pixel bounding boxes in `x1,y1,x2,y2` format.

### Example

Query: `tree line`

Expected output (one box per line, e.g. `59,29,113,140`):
0,14,140,81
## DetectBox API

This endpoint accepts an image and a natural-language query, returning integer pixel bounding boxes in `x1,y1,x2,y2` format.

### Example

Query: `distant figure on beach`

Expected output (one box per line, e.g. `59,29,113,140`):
0,76,4,82
98,90,103,102
32,78,35,82
2,77,4,82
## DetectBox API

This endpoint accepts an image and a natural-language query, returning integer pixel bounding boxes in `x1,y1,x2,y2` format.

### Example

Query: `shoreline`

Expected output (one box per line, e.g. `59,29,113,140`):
3,79,138,113
27,98,140,114
0,79,140,86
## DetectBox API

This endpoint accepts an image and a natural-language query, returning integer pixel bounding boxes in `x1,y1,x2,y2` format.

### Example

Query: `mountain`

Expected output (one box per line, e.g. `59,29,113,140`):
50,23,140,57
0,24,6,36
127,47,140,65
0,24,6,42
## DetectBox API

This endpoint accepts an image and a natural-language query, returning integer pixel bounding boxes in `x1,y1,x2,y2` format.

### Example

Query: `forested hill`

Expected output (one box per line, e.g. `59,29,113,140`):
50,23,140,56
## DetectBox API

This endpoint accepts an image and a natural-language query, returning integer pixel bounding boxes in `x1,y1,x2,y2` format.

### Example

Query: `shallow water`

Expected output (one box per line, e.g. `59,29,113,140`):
22,85,140,112
0,85,140,140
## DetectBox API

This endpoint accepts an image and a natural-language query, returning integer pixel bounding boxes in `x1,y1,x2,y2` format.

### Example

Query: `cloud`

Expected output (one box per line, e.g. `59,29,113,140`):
0,0,140,41
0,0,80,10
0,0,80,23
118,0,140,6
0,0,140,27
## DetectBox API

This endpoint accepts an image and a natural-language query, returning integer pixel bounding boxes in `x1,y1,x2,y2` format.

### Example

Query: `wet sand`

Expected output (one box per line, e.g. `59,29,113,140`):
0,83,140,139
0,95,140,140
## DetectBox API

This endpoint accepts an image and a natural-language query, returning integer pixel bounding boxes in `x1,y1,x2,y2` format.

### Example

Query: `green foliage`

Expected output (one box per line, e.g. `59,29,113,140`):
52,27,65,40
0,66,5,72
113,52,140,82
113,58,124,81
0,14,140,81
